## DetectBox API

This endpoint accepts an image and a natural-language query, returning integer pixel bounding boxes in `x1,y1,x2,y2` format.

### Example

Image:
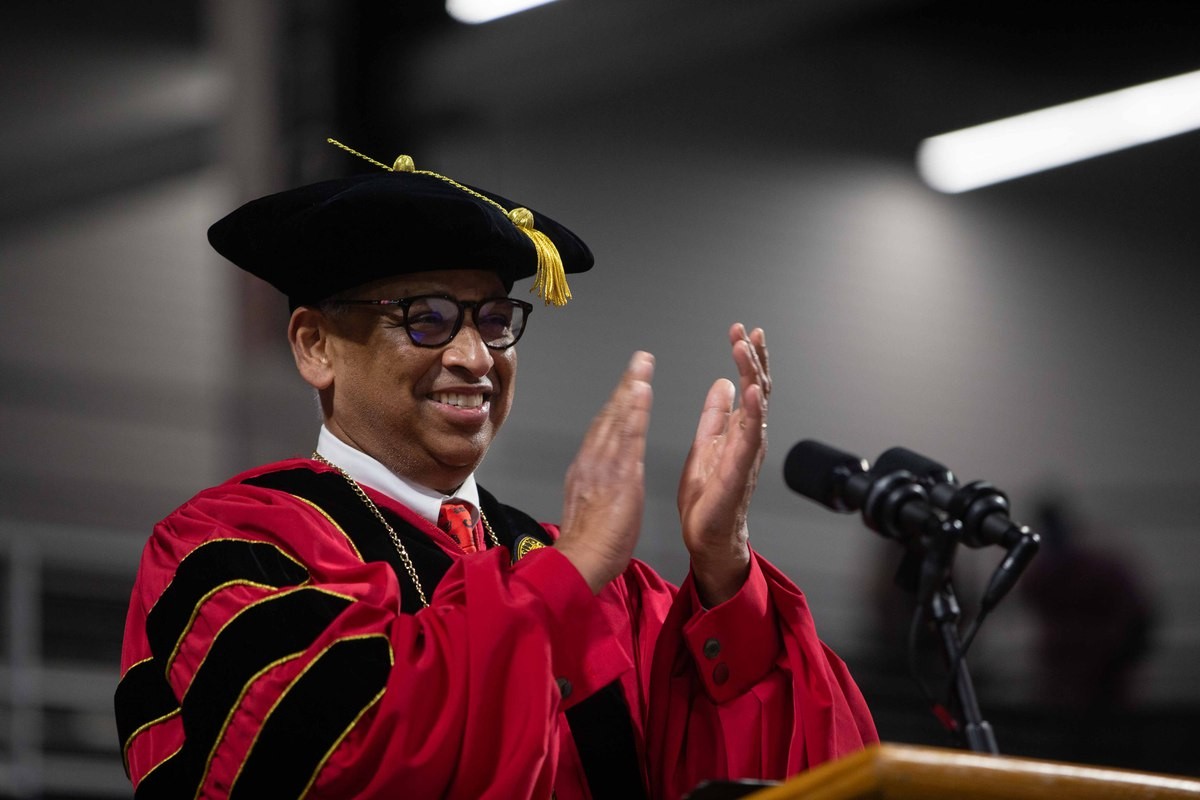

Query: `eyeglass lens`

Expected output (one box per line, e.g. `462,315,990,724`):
407,297,525,348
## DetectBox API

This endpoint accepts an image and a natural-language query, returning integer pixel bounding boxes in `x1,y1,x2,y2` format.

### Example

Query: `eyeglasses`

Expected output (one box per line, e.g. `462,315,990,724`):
331,295,533,350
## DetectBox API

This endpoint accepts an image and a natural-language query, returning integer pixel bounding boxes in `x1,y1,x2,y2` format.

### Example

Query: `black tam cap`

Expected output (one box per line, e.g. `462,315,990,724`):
207,146,593,309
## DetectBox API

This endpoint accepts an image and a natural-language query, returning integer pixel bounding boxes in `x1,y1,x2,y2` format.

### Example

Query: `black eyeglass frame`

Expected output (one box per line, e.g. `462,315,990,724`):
329,294,533,350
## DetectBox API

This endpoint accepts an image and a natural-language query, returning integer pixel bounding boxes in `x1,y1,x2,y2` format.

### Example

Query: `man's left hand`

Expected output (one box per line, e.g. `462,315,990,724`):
677,323,771,607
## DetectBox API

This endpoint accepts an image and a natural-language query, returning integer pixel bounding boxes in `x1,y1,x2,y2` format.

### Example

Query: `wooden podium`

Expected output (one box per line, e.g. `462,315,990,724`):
741,743,1200,799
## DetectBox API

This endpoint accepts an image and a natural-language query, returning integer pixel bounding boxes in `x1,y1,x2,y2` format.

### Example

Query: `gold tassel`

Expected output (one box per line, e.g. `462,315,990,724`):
510,207,571,306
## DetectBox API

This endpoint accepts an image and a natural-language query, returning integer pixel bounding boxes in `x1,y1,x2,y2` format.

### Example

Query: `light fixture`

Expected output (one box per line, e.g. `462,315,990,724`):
446,0,559,25
917,69,1200,193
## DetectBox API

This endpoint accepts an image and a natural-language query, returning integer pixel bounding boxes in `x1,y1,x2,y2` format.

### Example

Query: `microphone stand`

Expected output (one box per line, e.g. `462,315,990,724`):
916,521,1000,754
785,440,1023,756
928,580,999,753
864,473,999,753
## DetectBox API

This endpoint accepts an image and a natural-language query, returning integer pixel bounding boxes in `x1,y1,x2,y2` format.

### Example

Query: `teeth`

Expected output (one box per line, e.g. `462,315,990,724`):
432,392,485,408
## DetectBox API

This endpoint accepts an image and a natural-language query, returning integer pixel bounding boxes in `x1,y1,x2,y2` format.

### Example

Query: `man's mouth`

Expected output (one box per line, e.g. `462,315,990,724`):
430,391,487,409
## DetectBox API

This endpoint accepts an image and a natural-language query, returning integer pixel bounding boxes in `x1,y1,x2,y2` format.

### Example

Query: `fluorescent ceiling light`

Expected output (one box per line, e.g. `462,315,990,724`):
917,69,1200,193
446,0,559,24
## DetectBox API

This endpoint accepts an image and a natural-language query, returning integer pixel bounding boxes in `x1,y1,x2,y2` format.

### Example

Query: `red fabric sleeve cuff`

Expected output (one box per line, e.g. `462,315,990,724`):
681,551,781,704
511,547,633,710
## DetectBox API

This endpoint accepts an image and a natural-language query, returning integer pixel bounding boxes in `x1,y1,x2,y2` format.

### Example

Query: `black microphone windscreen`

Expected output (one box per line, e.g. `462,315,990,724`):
873,446,954,485
784,440,867,510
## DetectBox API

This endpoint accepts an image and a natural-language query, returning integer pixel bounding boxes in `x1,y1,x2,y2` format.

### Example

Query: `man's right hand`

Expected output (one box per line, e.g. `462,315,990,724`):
555,352,655,594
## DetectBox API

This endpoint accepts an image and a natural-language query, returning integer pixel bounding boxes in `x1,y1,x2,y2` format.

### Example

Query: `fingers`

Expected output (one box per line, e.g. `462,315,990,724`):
692,378,735,445
564,350,655,509
686,378,763,496
724,324,769,435
623,349,656,386
613,350,655,415
749,326,771,396
584,351,654,454
729,323,771,405
559,351,655,593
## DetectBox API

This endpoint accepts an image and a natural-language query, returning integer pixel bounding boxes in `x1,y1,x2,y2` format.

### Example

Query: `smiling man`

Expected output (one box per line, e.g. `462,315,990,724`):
294,269,519,496
115,153,876,799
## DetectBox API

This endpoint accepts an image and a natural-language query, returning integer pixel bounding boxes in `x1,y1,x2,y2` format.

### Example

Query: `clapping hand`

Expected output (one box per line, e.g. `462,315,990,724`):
677,324,771,606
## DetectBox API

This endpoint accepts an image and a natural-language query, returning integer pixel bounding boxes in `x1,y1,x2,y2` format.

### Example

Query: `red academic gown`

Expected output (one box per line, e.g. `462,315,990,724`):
117,458,876,799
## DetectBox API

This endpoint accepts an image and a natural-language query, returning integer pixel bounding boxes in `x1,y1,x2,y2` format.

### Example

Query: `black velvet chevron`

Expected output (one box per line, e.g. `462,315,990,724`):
145,539,309,663
229,636,393,798
134,588,354,798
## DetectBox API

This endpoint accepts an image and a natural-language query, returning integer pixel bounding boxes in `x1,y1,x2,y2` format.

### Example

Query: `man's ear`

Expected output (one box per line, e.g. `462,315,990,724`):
289,306,336,391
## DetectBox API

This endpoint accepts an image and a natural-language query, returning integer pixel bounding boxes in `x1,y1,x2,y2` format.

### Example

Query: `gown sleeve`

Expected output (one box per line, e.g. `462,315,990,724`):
634,549,879,799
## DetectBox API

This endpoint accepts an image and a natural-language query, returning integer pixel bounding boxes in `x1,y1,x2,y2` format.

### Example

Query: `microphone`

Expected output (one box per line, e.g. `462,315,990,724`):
873,447,1025,549
872,446,955,488
784,440,939,545
783,439,871,512
872,446,1040,611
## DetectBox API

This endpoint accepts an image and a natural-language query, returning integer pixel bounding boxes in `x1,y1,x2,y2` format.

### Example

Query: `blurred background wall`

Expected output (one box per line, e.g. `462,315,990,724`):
1,0,1198,796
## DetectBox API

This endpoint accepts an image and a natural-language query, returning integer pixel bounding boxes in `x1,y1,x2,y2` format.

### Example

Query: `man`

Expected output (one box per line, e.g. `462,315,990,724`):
116,148,876,799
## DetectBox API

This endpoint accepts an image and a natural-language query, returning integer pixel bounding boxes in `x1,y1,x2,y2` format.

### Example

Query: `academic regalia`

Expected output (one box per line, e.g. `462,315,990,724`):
116,458,877,799
120,147,876,798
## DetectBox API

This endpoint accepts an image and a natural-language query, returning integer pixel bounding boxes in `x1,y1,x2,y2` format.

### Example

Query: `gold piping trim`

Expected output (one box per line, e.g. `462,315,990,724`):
121,655,154,676
227,633,395,798
287,493,364,561
145,537,308,619
299,688,388,799
122,706,181,774
134,741,184,791
119,655,175,775
191,650,308,800
165,579,281,675
180,586,356,704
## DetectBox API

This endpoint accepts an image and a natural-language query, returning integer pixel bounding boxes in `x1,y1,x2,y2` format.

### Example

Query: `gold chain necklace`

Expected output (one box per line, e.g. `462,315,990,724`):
310,452,500,609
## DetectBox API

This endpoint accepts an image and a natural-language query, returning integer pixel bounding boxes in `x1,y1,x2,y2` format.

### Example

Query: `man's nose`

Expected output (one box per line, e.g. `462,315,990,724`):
442,316,494,375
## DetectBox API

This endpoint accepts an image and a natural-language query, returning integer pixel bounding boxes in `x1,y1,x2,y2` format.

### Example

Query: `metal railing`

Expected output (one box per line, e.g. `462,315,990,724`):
1,519,145,799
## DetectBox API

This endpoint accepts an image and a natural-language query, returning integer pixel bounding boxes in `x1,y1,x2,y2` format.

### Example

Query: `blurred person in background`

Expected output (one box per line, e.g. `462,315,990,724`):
1022,496,1155,712
1020,494,1156,765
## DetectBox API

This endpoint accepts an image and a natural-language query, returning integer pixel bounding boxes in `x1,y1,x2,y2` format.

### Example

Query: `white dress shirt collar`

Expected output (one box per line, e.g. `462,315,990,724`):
315,426,480,527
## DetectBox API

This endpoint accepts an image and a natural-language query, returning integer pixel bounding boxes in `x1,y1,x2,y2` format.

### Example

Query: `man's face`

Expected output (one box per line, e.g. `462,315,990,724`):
321,269,517,493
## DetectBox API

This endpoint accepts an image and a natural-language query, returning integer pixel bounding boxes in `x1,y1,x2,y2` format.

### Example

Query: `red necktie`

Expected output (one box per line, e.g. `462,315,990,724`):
438,502,478,554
